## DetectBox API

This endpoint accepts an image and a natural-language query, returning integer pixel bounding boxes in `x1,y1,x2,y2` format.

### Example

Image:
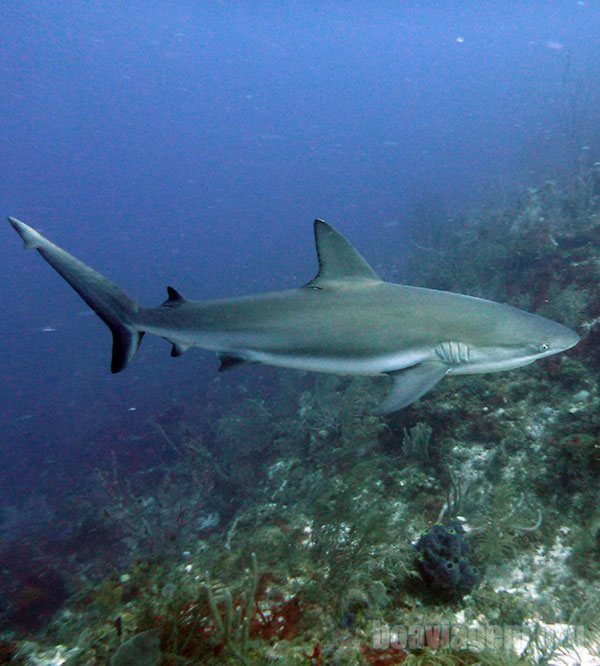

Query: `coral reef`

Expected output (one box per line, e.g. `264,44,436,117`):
110,629,161,666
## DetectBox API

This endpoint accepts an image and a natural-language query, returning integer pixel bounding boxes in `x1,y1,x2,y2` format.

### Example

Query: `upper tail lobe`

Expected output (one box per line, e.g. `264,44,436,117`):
9,217,143,372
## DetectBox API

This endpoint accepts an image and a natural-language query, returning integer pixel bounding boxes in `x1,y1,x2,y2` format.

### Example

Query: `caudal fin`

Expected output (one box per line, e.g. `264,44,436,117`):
8,217,143,373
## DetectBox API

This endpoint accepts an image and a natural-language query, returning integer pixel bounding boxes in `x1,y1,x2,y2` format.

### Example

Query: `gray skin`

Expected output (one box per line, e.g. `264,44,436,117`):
8,217,579,413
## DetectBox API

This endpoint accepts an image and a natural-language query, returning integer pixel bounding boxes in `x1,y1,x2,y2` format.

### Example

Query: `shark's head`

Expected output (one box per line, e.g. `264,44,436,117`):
455,304,580,374
516,314,580,363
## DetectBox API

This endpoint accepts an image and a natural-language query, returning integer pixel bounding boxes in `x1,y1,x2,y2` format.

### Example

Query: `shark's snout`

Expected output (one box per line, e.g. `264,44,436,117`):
541,317,580,354
557,326,580,352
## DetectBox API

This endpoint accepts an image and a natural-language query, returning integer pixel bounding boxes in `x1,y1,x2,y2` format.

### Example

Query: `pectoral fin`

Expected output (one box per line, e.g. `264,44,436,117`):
374,362,449,414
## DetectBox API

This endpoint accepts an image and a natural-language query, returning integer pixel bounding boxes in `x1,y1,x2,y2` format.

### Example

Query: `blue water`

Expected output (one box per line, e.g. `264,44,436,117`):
1,1,599,499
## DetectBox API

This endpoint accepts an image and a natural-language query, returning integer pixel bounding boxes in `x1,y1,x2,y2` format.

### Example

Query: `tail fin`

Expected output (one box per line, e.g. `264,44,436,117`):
8,217,143,373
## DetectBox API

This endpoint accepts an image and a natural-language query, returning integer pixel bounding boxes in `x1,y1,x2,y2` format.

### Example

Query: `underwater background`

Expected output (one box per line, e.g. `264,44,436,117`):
0,2,599,664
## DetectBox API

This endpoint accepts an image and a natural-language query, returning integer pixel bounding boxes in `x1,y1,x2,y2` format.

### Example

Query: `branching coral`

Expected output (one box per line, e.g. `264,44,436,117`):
306,463,399,617
203,553,259,665
403,647,535,666
402,422,433,467
298,375,344,436
470,484,543,565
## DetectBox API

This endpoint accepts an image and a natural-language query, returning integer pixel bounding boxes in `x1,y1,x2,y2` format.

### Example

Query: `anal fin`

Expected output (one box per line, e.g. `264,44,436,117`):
374,362,448,414
217,353,254,372
170,342,189,357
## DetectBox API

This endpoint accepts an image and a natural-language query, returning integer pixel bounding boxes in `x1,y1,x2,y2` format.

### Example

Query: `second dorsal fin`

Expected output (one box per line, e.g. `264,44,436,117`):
305,219,381,288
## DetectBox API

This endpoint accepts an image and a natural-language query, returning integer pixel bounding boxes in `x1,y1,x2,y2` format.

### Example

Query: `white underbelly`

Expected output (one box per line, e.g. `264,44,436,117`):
246,348,430,375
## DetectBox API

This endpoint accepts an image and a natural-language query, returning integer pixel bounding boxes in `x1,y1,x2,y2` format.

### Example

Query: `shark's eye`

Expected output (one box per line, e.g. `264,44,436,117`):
539,342,550,352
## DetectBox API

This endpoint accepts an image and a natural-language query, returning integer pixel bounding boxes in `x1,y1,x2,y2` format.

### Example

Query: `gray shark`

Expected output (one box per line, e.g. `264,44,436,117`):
8,216,579,413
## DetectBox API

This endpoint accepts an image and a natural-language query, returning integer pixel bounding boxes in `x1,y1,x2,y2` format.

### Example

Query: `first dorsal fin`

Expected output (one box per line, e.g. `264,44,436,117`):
305,219,381,288
162,286,187,307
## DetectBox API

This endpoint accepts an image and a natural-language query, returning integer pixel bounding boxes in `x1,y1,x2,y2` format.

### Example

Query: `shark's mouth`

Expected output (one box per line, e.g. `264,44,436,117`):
449,357,536,375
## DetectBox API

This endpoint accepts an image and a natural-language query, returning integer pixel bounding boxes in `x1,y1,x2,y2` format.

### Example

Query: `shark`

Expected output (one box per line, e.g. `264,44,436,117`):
8,216,579,414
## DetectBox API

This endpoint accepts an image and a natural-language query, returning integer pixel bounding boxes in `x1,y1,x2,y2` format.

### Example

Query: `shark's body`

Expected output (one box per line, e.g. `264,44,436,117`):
8,217,579,413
